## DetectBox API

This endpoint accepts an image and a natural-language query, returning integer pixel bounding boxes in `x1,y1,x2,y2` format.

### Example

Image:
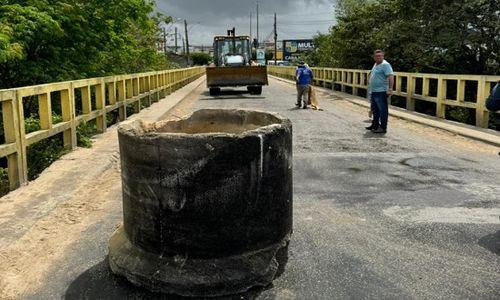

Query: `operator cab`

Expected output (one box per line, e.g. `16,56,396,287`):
213,28,251,67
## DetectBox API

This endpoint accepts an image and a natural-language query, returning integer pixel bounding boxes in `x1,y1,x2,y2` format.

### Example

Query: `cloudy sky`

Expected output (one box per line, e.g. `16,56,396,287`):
156,0,337,46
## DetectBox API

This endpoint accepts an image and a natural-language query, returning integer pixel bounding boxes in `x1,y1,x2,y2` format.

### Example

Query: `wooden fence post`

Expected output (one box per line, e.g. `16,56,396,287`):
406,75,415,111
15,92,28,183
476,76,489,128
38,93,53,130
352,72,359,96
95,80,106,133
61,87,77,150
81,86,91,115
2,96,23,189
436,76,446,118
117,80,126,121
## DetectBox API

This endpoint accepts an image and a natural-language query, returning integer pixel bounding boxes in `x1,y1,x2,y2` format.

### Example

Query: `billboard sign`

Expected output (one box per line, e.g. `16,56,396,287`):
256,48,266,65
283,40,314,61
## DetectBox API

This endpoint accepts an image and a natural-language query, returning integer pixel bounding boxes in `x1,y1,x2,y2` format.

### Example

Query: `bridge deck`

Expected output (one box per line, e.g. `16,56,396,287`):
1,77,499,299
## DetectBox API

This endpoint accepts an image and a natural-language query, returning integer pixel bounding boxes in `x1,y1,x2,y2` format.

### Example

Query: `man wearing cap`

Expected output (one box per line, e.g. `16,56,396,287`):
296,61,314,109
366,50,394,134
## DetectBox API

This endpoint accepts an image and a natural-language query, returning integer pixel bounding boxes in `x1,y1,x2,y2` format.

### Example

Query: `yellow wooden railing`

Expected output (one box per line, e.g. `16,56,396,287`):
268,65,499,128
0,67,205,190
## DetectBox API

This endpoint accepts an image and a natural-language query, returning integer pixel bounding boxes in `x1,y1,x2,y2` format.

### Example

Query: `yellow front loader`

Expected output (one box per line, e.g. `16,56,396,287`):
206,29,268,96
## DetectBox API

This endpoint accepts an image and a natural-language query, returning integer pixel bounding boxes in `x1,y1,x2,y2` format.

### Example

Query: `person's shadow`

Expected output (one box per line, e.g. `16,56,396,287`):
64,257,266,300
362,131,387,139
478,231,500,256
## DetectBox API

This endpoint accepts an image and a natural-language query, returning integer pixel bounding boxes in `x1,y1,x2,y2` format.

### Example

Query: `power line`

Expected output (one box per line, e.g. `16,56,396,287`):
279,20,335,25
260,12,334,17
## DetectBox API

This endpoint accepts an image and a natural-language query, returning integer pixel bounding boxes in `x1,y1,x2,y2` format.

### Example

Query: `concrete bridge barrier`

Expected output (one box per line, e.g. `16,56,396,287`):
109,109,293,297
0,67,205,192
268,66,500,129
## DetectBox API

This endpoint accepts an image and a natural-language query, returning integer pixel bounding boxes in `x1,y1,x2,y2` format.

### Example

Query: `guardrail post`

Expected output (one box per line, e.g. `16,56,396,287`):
61,87,77,150
396,75,402,94
436,76,446,118
117,80,126,121
145,76,152,107
125,79,132,114
476,76,489,128
96,80,106,133
107,81,117,106
38,93,53,130
81,86,91,115
406,75,415,111
133,78,140,113
341,71,346,93
331,70,336,90
352,72,359,96
423,77,430,98
2,97,23,189
16,92,29,183
457,80,465,102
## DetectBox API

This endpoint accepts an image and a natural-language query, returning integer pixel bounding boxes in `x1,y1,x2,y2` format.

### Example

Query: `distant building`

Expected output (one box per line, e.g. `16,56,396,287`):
263,41,283,61
191,45,213,54
283,39,315,61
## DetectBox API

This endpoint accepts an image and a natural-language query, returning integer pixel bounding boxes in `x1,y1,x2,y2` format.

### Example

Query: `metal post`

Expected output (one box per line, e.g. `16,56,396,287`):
174,27,178,54
256,2,259,44
162,27,167,55
184,20,190,66
274,13,277,65
250,12,252,42
182,36,185,56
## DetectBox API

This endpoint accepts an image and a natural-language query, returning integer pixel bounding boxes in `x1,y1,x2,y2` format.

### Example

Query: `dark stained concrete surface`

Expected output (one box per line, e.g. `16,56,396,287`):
24,78,500,299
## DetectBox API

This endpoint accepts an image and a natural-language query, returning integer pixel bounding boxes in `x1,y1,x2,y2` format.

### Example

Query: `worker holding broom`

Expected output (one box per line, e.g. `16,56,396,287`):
296,61,314,109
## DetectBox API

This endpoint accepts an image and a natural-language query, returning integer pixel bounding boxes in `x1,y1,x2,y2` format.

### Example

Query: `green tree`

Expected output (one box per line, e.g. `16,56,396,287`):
313,0,499,75
0,0,178,194
0,0,174,88
190,52,212,65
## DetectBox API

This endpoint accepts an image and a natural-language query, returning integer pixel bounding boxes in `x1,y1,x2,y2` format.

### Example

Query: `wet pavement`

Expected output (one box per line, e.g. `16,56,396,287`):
24,78,500,299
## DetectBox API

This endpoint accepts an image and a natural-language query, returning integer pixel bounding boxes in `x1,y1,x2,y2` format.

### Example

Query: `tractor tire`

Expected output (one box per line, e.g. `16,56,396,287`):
248,86,262,95
209,88,221,96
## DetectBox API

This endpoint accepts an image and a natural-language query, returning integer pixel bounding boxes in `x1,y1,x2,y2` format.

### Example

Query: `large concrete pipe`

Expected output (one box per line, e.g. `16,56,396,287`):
109,109,293,297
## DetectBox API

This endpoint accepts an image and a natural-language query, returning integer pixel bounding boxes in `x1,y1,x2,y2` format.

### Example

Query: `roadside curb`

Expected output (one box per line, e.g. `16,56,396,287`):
270,75,500,147
130,75,206,123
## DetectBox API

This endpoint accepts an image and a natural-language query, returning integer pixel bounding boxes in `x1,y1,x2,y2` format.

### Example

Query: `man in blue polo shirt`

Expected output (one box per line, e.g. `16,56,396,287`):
486,81,500,112
296,61,313,109
366,50,394,134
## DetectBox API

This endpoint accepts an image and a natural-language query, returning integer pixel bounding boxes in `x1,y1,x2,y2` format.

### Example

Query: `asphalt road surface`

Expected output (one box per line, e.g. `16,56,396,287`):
2,77,500,299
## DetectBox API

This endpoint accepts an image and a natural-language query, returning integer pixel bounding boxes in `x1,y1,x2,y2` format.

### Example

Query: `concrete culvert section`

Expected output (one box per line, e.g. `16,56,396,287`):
109,109,293,297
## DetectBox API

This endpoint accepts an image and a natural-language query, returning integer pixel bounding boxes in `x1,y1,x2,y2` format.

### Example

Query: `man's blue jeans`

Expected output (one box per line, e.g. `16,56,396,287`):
371,92,389,130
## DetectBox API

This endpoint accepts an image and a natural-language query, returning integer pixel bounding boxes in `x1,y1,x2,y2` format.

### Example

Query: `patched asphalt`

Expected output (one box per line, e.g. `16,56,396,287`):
27,78,500,299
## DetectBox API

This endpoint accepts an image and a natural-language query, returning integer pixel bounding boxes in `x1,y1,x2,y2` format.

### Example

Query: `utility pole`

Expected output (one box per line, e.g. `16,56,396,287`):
162,27,167,56
184,19,190,66
250,12,252,42
182,36,185,56
174,27,178,54
274,13,277,65
256,2,259,45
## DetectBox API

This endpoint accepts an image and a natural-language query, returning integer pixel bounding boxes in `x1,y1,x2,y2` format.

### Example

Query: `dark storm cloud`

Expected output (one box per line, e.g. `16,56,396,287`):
156,0,336,45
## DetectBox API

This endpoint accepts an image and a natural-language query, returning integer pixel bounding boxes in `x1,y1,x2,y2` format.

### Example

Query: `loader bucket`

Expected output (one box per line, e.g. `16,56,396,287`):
206,66,268,88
